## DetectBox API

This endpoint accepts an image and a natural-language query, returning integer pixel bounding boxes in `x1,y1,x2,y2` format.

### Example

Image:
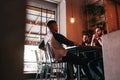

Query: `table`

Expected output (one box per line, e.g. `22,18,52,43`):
66,46,102,80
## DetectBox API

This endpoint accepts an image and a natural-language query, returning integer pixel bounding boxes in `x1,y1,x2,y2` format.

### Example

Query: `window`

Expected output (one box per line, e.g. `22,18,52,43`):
24,3,57,73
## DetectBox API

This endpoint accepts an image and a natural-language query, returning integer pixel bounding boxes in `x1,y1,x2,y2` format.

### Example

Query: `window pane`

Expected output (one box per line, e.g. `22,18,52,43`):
42,17,47,23
24,45,38,72
41,26,47,34
42,9,47,17
24,5,56,73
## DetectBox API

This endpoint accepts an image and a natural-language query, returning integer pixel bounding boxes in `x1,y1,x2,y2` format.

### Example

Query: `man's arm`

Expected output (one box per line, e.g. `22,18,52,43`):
53,32,78,46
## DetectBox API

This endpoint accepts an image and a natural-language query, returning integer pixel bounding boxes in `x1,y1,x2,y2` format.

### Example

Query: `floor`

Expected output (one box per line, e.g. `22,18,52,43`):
28,78,87,80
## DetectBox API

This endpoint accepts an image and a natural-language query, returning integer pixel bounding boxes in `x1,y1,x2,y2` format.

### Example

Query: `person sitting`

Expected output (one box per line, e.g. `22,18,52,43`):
82,33,91,46
81,33,96,61
89,27,105,80
79,33,94,78
91,27,104,47
39,20,95,80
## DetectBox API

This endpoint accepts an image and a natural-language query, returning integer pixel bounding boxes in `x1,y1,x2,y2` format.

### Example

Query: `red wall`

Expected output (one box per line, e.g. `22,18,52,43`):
66,0,86,43
117,5,120,29
104,0,120,33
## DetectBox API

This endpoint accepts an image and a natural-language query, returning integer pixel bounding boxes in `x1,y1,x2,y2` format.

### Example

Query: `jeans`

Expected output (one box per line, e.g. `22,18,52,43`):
62,52,94,80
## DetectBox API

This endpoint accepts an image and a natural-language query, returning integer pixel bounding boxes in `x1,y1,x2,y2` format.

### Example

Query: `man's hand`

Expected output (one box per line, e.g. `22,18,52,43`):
92,33,99,40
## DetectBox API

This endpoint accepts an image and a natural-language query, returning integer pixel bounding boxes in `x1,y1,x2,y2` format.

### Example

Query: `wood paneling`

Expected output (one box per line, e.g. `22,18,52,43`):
104,0,120,33
117,5,120,29
66,0,86,43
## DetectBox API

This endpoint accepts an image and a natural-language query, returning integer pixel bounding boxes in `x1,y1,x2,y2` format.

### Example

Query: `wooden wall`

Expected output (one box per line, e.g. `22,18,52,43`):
116,2,120,29
66,0,86,43
104,0,120,33
66,0,120,43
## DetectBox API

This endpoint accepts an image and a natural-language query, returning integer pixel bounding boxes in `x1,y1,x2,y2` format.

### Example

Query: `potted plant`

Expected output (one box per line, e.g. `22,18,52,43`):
89,17,97,26
85,4,105,16
96,21,106,29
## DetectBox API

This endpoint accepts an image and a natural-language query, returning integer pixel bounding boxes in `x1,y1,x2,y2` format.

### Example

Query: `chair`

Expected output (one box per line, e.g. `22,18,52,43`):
35,50,44,80
35,43,65,80
44,42,66,80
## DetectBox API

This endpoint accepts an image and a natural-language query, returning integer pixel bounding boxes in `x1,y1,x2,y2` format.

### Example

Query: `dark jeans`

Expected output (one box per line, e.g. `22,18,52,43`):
88,57,104,80
64,63,75,80
62,52,94,80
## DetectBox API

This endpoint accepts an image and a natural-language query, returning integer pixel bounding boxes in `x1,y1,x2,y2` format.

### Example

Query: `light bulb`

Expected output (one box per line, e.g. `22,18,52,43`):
70,17,75,23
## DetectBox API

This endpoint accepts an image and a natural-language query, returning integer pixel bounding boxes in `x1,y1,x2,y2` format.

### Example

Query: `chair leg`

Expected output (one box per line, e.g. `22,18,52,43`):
44,65,52,80
45,67,49,80
36,70,40,80
36,73,38,80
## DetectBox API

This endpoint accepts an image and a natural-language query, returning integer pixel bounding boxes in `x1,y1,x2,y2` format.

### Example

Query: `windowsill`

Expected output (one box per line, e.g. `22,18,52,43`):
24,71,37,74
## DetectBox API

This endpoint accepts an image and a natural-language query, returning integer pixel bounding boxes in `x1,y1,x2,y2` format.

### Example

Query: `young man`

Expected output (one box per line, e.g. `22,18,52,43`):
39,20,94,80
89,27,105,80
91,27,104,47
82,34,91,46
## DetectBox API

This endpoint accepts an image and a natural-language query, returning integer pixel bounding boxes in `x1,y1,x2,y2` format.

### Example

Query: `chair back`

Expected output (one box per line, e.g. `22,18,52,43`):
45,42,55,62
35,50,40,64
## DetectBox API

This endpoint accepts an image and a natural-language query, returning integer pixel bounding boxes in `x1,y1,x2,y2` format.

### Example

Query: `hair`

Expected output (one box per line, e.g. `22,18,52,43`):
96,26,103,30
47,20,56,28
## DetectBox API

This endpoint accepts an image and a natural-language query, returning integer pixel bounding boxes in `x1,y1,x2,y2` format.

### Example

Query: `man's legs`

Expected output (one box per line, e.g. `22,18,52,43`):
88,58,104,80
62,52,94,80
64,63,75,80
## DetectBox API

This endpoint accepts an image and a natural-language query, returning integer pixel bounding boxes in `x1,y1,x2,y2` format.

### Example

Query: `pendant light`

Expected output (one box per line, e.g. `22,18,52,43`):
70,0,75,23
